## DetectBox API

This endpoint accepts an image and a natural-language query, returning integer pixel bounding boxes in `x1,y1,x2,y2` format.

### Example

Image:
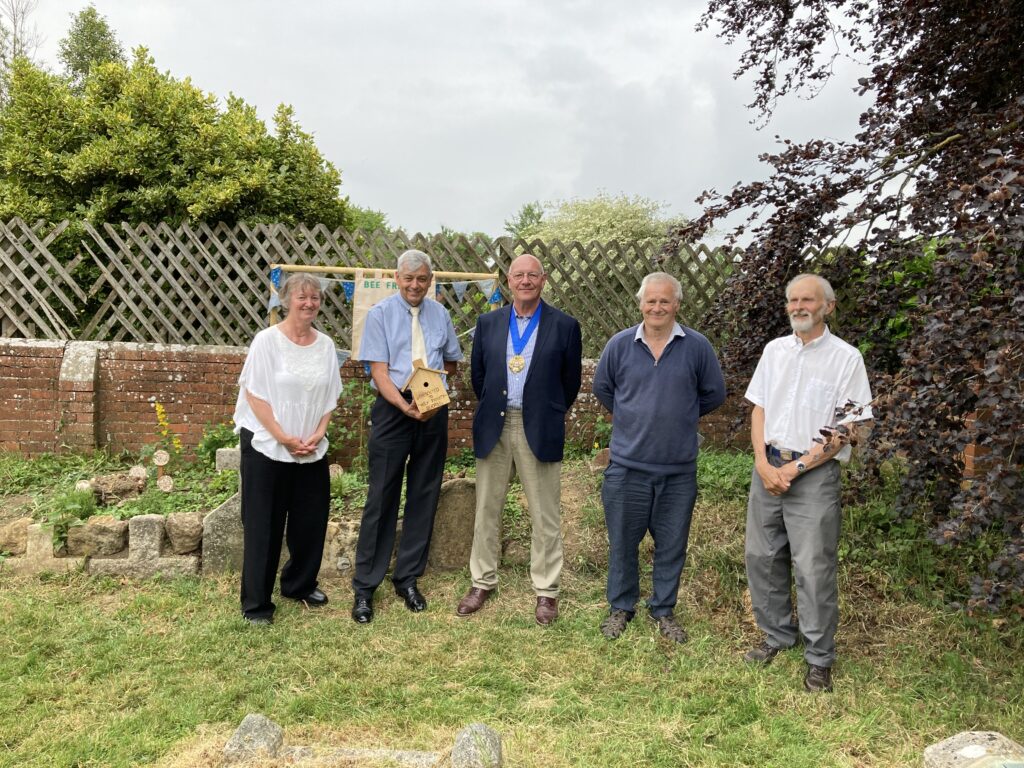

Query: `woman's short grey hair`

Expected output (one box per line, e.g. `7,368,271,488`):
397,249,433,275
278,272,322,315
785,273,836,303
636,272,683,304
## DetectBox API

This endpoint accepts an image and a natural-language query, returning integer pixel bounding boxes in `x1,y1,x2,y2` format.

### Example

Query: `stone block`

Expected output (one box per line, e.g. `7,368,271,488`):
89,514,198,578
924,731,1024,768
216,446,240,472
2,523,84,574
165,511,203,554
66,515,128,556
590,447,610,474
326,517,360,573
452,723,502,768
223,713,283,764
428,477,476,571
0,516,31,555
202,493,243,574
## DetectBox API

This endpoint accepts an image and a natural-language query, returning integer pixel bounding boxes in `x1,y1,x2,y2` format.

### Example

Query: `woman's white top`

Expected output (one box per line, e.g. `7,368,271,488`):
233,325,343,463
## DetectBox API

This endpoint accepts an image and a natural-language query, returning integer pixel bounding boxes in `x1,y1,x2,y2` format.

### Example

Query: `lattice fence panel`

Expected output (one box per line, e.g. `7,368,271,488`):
0,219,87,339
1,218,740,351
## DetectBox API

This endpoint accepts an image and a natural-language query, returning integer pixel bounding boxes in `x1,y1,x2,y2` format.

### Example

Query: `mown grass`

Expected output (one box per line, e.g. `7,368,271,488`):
1,453,1022,767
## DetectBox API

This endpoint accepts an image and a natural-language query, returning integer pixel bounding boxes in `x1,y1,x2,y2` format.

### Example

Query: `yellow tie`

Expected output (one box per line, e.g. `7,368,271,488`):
410,305,427,368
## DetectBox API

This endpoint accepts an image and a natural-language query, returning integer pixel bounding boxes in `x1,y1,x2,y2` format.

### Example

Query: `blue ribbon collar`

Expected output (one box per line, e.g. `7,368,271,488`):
509,302,541,355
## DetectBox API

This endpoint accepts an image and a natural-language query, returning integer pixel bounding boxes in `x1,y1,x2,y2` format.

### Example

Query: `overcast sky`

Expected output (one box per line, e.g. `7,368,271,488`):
33,0,869,237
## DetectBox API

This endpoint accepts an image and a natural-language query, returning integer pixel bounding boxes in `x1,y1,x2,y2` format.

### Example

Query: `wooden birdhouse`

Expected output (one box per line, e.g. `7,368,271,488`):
403,358,451,418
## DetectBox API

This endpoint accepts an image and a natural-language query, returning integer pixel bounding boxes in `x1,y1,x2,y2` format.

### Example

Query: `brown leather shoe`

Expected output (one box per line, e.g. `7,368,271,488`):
456,587,492,616
535,596,558,625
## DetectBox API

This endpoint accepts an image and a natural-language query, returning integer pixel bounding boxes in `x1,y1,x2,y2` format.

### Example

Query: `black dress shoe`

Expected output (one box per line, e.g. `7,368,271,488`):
351,597,373,624
396,585,427,612
289,588,328,607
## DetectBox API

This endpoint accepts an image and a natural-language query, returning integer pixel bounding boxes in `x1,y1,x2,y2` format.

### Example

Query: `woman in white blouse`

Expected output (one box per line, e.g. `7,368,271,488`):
233,272,342,625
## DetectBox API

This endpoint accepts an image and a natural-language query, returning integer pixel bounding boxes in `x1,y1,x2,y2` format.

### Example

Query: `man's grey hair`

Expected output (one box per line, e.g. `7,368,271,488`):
785,273,836,303
397,249,433,275
636,272,683,304
278,272,321,315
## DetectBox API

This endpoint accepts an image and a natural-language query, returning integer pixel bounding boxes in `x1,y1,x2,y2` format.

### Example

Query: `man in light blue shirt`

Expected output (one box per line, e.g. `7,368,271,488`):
351,250,463,624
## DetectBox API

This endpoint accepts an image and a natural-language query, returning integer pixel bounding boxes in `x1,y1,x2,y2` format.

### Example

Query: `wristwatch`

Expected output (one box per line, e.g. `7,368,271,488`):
795,460,807,474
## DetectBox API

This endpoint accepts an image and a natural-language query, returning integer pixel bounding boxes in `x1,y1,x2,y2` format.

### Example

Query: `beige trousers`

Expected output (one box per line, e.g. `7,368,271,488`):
469,411,563,597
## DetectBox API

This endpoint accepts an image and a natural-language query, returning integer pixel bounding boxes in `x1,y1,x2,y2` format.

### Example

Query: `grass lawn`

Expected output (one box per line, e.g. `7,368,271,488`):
0,453,1021,767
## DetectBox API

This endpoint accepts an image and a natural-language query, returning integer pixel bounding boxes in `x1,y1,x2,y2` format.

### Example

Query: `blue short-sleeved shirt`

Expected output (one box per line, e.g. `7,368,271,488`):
359,292,463,390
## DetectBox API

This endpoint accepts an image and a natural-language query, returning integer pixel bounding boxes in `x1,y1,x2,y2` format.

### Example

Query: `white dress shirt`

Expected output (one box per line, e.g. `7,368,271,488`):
745,326,873,462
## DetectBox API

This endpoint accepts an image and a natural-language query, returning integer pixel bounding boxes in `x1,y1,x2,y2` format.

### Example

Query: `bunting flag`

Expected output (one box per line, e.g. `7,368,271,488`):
489,286,503,304
318,277,331,292
270,267,282,289
342,281,355,301
453,281,469,302
268,293,281,311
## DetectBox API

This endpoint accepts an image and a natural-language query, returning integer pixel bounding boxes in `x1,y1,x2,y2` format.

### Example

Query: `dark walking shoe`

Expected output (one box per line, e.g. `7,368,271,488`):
351,597,374,624
744,639,782,665
456,587,493,616
600,609,634,639
535,597,558,625
804,663,833,692
396,585,427,612
288,588,328,607
651,614,688,644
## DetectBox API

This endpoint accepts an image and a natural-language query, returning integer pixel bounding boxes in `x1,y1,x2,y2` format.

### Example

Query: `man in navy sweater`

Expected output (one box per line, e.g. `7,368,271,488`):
592,272,726,642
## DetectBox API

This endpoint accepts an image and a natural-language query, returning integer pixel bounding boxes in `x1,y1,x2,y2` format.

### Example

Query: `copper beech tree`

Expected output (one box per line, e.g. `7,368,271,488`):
677,0,1024,610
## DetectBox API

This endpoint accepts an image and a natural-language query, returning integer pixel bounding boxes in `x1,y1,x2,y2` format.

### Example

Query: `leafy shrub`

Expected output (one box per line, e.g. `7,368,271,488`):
697,449,753,503
37,489,97,546
195,421,237,467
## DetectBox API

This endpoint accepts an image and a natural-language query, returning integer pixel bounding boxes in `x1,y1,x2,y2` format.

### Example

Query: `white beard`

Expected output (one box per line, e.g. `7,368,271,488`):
790,314,815,333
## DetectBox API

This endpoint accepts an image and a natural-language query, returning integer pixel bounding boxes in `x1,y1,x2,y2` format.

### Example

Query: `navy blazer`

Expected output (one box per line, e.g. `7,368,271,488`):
471,300,583,462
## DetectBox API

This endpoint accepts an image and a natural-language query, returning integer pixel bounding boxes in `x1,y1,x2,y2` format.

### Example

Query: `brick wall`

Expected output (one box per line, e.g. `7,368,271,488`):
0,338,747,459
95,344,247,456
0,340,65,454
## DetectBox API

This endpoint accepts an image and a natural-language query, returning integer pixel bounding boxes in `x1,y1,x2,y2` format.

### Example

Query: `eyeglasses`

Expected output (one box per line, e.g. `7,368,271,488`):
510,272,543,281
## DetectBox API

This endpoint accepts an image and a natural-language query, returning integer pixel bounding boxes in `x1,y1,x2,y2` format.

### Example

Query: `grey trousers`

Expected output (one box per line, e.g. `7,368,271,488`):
745,456,842,667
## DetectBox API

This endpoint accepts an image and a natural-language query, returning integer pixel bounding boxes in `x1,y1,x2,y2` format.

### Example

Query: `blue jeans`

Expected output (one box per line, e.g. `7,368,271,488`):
602,462,698,617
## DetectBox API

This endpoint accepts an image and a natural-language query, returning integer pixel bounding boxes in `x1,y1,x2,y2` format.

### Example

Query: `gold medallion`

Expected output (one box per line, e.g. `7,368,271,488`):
508,354,525,373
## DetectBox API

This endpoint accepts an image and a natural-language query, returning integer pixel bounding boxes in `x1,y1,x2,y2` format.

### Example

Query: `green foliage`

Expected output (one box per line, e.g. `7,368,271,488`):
593,415,612,450
518,191,686,247
503,200,544,238
36,488,97,546
57,4,125,91
347,204,389,233
329,469,367,516
0,51,350,228
195,421,237,468
0,450,120,495
697,449,753,503
114,463,237,519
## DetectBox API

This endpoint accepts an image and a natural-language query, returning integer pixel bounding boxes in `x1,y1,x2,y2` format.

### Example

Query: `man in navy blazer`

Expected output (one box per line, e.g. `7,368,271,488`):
456,253,583,625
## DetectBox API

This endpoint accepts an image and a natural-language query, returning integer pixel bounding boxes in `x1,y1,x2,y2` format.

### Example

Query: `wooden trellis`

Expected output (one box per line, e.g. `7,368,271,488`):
0,217,746,352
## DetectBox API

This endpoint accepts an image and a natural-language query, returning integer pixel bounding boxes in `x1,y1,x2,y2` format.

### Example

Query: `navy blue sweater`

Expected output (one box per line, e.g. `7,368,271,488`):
592,325,726,474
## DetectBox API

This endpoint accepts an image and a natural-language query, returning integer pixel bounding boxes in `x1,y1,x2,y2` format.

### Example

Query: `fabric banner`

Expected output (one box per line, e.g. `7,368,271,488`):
351,270,437,359
352,270,397,360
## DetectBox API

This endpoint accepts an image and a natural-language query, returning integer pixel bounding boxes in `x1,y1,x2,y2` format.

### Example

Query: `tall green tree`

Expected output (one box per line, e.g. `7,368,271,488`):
0,50,350,228
515,192,684,247
57,4,125,92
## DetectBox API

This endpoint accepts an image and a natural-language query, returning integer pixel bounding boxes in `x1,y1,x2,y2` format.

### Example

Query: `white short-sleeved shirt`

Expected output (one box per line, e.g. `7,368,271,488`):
744,326,873,462
233,325,343,463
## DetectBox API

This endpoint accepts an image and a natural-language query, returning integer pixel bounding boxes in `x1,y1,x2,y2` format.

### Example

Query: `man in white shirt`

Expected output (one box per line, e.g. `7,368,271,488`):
743,274,873,693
